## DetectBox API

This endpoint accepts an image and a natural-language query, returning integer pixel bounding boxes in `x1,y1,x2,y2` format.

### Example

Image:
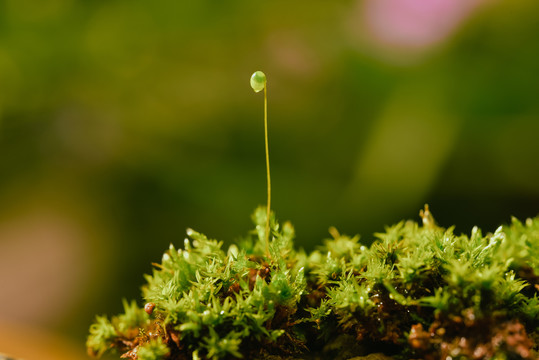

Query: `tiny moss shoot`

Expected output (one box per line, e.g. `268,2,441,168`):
250,70,271,257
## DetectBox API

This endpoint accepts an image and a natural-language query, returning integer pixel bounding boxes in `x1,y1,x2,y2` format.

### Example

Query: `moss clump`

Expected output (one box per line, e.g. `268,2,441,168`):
88,206,539,359
88,207,306,359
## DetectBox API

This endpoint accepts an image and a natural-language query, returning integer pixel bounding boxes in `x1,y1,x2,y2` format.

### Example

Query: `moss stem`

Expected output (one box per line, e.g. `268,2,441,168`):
264,85,271,257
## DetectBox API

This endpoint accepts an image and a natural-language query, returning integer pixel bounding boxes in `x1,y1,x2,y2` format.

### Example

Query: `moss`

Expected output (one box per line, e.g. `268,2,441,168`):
87,206,539,359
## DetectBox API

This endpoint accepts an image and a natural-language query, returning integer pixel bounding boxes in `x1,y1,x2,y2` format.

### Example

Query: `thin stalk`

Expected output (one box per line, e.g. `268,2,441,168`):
264,85,271,257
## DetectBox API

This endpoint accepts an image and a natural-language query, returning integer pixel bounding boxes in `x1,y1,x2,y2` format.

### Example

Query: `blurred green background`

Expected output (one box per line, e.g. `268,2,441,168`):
1,0,539,358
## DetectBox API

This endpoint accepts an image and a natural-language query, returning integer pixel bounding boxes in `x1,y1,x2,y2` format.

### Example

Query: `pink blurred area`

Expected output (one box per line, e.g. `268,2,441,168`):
358,0,485,53
0,210,88,325
0,198,109,359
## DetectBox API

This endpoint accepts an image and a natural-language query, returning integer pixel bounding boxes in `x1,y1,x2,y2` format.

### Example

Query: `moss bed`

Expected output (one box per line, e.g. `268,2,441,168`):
88,206,539,360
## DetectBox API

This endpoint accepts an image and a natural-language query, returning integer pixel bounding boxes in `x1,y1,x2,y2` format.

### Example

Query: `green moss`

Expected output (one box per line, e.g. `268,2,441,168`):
138,339,170,360
88,206,539,359
87,315,117,357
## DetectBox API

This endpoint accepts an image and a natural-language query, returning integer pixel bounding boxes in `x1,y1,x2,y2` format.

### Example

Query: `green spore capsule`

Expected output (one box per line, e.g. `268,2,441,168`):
250,71,267,93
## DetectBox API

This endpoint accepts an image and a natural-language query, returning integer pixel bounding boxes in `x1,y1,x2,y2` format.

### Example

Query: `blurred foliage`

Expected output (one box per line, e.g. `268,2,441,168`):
0,0,539,355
